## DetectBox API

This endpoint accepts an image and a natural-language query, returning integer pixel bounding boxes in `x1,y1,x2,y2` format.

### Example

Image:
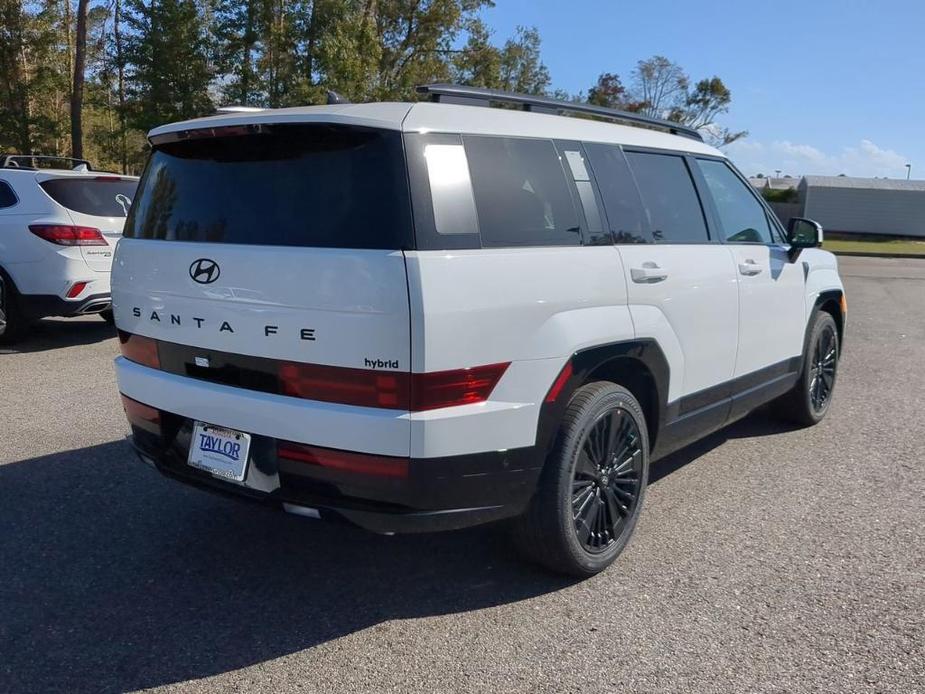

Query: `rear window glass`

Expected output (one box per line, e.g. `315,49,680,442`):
624,152,709,243
0,181,16,209
40,178,137,217
124,124,413,249
583,143,649,243
463,135,580,247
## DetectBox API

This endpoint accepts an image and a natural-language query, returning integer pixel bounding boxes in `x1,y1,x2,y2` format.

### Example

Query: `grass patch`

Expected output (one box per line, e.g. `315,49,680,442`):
822,237,925,256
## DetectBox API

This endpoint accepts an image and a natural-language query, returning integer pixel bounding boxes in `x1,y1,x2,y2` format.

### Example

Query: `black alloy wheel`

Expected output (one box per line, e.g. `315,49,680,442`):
571,408,643,553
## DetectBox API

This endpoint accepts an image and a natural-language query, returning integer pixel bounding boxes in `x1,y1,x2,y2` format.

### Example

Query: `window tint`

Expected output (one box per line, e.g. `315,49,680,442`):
696,159,773,244
463,135,580,247
624,152,709,243
583,143,649,243
125,124,413,249
40,178,137,217
0,181,16,209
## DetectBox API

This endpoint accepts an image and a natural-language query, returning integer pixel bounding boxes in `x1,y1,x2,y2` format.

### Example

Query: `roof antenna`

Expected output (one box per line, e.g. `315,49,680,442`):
326,90,350,105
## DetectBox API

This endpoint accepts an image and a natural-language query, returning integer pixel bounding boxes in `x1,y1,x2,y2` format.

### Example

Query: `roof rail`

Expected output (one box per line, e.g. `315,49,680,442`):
0,154,93,171
415,84,704,142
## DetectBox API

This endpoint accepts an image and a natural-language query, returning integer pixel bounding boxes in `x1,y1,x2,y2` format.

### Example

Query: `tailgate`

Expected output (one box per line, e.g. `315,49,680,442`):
112,240,411,370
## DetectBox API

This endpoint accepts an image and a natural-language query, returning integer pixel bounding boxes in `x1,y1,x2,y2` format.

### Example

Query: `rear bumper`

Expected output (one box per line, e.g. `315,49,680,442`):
18,292,111,319
126,405,543,534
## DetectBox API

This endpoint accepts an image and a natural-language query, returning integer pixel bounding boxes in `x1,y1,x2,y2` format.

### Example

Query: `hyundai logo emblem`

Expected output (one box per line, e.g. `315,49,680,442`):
189,258,220,284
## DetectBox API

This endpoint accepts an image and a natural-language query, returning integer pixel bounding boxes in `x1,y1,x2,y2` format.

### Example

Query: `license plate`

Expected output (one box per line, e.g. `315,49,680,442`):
188,422,251,482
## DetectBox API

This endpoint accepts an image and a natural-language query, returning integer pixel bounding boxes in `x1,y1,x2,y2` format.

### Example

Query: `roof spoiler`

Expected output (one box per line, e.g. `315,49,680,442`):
0,154,93,171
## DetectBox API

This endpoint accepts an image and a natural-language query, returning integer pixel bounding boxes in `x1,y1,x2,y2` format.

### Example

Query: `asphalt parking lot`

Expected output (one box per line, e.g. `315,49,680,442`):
1,255,923,693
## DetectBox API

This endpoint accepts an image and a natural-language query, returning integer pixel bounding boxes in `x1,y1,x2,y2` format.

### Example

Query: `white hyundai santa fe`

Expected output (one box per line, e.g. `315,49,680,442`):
112,85,845,576
0,155,138,342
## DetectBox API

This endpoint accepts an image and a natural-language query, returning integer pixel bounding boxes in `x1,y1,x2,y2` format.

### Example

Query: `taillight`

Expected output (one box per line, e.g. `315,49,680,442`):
410,362,510,411
118,330,160,369
278,363,411,409
121,394,161,434
278,362,510,411
277,441,409,478
29,224,107,246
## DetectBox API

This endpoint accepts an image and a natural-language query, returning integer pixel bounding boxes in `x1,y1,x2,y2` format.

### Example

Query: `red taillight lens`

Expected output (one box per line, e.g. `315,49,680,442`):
278,362,510,411
66,281,89,299
410,362,510,411
279,363,411,409
118,330,160,369
121,394,161,434
277,441,409,478
29,224,107,246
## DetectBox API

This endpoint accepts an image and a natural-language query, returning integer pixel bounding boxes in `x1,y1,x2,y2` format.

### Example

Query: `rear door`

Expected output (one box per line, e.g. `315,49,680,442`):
38,174,138,270
113,123,413,383
585,144,740,409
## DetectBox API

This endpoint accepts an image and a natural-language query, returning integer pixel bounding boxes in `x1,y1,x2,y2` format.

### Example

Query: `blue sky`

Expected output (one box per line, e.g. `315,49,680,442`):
480,0,925,179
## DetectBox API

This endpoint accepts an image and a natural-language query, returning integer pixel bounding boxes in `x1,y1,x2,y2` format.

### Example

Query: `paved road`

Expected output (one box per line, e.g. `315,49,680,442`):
1,256,923,693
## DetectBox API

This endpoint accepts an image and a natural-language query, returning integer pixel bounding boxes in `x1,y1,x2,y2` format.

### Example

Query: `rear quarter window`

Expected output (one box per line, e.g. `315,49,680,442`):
124,124,413,250
463,135,581,248
40,178,137,217
0,181,16,209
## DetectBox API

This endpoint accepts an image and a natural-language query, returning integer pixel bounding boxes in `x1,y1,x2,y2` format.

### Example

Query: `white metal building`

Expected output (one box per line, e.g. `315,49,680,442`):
799,176,925,238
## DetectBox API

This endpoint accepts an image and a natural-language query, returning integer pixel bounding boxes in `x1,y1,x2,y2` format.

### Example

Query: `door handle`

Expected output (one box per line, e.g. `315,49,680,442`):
738,260,763,276
631,263,669,283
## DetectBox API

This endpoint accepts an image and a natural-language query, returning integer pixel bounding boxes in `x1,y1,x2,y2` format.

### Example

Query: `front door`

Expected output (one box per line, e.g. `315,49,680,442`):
692,158,807,379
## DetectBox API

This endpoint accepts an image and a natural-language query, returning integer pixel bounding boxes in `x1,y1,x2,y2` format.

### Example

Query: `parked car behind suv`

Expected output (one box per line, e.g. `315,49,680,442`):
113,86,845,576
0,155,138,342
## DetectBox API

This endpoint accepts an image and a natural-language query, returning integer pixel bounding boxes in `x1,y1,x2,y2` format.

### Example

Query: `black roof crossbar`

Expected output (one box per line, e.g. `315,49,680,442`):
415,84,704,142
0,154,93,171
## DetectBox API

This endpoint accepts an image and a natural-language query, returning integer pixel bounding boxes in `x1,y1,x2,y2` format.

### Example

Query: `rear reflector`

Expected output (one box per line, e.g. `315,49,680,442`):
66,281,89,299
277,441,409,479
545,361,573,403
118,330,160,369
29,224,107,246
121,394,161,434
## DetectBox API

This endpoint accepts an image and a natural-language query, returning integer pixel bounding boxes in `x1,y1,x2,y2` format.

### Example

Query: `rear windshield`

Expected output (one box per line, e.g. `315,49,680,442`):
124,124,413,249
41,178,137,217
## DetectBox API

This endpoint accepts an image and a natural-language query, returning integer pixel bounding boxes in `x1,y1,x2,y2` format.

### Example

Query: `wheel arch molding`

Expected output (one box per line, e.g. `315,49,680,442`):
535,339,670,458
810,289,846,353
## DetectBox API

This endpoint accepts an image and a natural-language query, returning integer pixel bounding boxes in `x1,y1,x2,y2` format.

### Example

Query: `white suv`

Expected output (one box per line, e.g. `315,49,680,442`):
0,155,138,341
112,86,845,576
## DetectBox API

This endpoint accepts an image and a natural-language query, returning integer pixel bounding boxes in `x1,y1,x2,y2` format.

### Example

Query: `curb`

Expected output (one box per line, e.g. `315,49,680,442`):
829,250,925,260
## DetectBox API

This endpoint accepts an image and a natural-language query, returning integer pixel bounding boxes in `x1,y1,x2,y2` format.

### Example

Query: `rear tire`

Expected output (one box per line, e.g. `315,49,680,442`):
512,382,649,577
775,311,839,426
100,308,116,326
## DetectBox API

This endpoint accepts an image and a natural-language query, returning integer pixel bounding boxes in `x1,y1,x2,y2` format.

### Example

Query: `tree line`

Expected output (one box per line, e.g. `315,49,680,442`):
0,0,744,175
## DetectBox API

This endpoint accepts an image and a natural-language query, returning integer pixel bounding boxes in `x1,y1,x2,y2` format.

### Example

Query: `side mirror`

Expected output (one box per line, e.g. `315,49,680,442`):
786,217,823,261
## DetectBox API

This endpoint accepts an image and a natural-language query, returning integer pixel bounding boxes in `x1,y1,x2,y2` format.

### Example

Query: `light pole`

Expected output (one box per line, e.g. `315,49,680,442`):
905,164,912,180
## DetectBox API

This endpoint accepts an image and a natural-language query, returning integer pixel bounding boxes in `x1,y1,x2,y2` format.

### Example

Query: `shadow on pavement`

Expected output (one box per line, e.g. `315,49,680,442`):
0,410,798,692
0,316,116,354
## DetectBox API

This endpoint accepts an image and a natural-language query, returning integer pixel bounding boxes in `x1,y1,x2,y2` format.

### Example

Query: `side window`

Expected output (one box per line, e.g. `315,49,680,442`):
0,180,17,209
624,151,710,243
463,135,581,247
556,142,606,242
583,143,649,243
696,159,773,244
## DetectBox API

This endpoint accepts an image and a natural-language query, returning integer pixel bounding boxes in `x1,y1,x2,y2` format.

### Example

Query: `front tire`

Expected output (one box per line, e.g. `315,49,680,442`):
512,382,649,577
778,311,840,426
